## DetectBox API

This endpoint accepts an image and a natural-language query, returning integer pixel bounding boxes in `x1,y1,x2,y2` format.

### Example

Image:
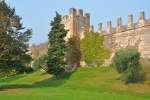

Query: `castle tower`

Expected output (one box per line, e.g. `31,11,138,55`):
127,14,133,29
69,8,77,37
69,8,77,18
106,21,112,33
62,8,91,41
89,25,94,32
84,13,90,28
98,23,102,33
78,9,83,16
116,17,122,32
139,11,145,26
77,9,84,35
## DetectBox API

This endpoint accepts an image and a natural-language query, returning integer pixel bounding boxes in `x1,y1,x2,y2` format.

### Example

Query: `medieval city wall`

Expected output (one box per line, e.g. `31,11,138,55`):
103,12,150,59
61,8,150,59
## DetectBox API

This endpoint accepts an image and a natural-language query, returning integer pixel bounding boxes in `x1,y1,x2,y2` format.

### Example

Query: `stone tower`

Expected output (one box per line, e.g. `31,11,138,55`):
106,21,112,33
62,8,91,40
61,8,91,67
127,14,133,29
98,22,102,33
139,11,145,26
116,17,122,32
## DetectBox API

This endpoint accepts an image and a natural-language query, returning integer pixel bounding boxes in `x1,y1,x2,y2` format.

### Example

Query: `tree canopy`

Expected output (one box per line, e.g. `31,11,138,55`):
80,32,109,66
0,1,32,76
47,12,68,77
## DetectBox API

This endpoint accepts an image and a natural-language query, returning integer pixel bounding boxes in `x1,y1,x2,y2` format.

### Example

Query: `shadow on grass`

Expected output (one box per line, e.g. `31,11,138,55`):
0,71,74,91
0,74,26,83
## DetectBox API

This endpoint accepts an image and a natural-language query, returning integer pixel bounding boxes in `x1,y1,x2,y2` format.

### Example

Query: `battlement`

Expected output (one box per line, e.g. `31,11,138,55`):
99,11,150,35
61,8,150,59
103,11,150,59
62,8,90,21
62,8,91,40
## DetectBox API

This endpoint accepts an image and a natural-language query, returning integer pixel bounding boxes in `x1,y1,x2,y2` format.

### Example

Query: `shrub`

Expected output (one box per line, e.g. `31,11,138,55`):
113,48,145,84
24,67,34,73
113,48,140,73
32,54,48,71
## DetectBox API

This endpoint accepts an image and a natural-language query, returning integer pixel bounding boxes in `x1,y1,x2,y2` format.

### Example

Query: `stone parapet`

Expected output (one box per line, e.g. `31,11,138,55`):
101,11,150,35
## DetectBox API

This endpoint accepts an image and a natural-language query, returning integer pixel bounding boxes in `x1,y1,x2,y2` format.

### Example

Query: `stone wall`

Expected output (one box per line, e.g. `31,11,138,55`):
61,9,150,59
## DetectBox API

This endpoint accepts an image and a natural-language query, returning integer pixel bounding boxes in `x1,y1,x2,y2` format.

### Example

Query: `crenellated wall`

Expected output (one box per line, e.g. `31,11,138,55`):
102,11,150,59
61,8,150,59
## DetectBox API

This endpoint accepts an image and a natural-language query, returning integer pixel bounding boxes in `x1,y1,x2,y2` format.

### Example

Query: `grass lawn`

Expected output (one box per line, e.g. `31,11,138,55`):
0,66,150,100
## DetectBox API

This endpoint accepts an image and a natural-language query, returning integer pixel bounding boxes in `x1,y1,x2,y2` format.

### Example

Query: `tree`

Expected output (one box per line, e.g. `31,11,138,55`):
66,37,81,70
47,12,68,77
113,48,145,83
80,32,109,66
0,1,32,76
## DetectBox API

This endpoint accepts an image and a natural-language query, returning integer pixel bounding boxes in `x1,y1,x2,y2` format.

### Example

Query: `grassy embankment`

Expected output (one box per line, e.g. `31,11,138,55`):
0,61,150,100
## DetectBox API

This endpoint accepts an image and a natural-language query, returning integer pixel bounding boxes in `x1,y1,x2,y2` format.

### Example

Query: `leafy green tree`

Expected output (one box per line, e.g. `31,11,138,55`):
113,48,145,83
80,32,109,66
47,12,68,77
0,1,32,76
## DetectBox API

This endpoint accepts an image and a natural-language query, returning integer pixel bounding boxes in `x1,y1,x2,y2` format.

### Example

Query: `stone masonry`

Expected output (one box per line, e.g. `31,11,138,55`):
62,8,93,40
103,11,150,59
62,8,150,59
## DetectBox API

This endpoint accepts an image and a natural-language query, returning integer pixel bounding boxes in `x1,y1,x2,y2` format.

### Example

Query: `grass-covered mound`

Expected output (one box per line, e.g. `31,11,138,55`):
0,66,150,100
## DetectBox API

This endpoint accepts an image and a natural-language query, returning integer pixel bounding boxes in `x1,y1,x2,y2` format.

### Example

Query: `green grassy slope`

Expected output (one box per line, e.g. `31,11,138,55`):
0,67,150,100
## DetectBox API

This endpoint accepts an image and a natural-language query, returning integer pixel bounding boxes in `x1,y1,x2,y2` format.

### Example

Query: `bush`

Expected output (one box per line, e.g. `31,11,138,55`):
32,54,48,71
24,67,34,73
113,48,145,84
113,48,140,73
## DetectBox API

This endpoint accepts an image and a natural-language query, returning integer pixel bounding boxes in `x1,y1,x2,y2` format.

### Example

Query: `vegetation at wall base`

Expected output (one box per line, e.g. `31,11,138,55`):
32,54,48,71
113,48,145,84
66,37,81,70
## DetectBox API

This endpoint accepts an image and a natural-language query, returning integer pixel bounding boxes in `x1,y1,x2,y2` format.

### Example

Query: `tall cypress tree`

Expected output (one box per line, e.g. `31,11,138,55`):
0,1,32,76
47,12,68,77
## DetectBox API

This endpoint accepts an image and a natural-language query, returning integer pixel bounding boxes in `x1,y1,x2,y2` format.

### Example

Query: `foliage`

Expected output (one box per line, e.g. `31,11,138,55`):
23,67,34,73
66,37,81,70
80,32,109,66
47,12,68,77
0,1,32,76
113,48,145,83
32,54,48,71
113,48,140,73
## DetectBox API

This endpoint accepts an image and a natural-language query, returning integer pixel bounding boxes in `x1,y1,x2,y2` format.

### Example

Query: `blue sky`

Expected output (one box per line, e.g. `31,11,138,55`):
6,0,150,45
